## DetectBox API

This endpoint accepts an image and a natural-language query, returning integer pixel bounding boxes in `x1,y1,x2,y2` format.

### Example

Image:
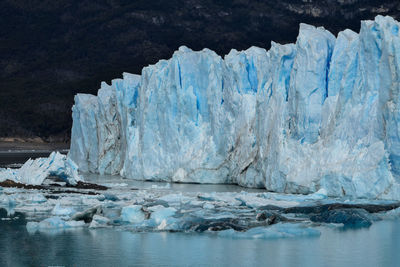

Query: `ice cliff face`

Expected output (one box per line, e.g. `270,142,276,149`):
69,16,400,199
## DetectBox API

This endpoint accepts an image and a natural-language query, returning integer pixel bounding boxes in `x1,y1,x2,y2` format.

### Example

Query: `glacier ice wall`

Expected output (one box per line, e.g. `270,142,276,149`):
69,16,400,199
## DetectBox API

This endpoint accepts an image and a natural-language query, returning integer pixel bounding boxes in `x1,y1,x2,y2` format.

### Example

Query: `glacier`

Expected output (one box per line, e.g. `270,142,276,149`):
69,15,400,200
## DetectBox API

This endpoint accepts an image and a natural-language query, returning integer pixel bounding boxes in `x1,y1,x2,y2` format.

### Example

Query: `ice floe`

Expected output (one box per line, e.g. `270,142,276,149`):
1,172,399,238
121,205,146,224
26,217,85,233
217,224,321,239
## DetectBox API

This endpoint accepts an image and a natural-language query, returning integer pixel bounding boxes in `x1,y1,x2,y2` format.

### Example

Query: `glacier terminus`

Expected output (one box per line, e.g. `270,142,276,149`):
69,15,400,200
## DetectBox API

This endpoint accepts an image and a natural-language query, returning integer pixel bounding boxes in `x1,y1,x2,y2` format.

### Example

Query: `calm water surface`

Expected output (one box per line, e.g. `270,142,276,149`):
1,219,400,267
1,151,400,266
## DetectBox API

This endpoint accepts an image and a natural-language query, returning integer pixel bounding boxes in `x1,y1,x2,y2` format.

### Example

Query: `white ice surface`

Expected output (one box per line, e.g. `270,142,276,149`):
148,206,177,225
89,215,110,228
51,203,76,217
26,217,85,232
0,152,82,185
121,205,145,224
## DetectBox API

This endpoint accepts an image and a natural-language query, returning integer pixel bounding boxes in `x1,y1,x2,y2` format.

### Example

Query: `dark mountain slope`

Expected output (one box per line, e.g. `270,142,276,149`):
1,0,399,140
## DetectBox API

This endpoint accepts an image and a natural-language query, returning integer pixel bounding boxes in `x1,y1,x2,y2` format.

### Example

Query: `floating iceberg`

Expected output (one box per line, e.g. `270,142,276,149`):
51,203,76,217
89,215,110,228
26,217,85,233
148,206,177,225
0,152,82,185
121,205,145,224
217,224,321,240
69,15,400,199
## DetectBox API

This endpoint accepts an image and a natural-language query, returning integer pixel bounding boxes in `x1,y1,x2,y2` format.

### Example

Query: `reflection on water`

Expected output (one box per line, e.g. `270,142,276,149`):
1,219,400,267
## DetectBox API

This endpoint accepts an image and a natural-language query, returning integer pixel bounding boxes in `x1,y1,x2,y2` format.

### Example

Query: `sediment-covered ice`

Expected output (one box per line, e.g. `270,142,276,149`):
0,152,82,185
69,15,400,200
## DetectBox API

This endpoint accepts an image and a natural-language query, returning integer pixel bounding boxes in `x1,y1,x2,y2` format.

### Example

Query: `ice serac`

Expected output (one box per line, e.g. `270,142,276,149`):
69,16,400,200
0,152,82,185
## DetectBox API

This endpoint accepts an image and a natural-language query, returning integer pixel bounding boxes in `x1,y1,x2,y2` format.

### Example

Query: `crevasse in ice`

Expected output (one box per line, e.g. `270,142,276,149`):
69,16,400,199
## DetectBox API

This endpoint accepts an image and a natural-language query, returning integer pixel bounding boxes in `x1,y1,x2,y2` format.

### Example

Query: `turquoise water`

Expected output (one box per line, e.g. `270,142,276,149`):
1,219,400,267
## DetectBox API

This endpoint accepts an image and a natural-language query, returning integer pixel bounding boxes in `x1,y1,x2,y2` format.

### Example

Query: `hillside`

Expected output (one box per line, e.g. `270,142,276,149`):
1,0,399,140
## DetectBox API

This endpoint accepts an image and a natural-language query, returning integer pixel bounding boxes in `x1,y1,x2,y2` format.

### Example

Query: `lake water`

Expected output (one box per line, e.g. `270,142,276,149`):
1,218,400,267
1,152,400,266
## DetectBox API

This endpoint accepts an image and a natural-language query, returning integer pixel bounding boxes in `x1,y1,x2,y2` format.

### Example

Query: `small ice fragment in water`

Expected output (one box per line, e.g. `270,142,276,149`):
149,206,177,224
121,205,145,224
89,215,110,228
26,216,85,233
218,223,321,239
51,203,76,217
